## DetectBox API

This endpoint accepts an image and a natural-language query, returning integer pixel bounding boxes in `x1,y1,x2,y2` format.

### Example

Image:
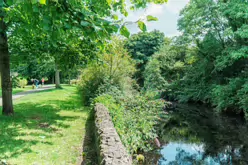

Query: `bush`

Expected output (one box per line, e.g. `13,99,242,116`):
79,37,167,155
211,78,248,112
144,44,186,91
18,78,28,88
70,79,79,85
12,76,19,88
11,76,27,88
78,37,135,105
93,93,165,154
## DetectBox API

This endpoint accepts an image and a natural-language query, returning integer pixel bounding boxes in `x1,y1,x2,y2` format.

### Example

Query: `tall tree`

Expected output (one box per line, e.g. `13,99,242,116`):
0,0,167,115
125,30,165,86
152,0,248,114
0,2,13,115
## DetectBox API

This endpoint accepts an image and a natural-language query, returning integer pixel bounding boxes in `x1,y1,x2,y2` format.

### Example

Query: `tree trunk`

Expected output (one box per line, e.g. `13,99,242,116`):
0,17,14,115
52,75,54,84
55,63,61,88
68,73,71,85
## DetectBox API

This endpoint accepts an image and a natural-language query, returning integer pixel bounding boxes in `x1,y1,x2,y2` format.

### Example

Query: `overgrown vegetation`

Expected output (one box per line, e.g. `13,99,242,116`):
125,30,165,86
78,37,136,105
145,0,248,115
79,38,166,155
93,93,165,154
2,0,247,163
0,0,168,115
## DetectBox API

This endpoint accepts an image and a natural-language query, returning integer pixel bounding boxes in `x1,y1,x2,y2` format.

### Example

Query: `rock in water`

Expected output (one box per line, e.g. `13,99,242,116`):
154,137,161,148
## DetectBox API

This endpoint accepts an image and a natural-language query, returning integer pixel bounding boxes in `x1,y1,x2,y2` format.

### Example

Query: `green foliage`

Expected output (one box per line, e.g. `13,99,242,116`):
149,0,248,115
78,37,135,105
18,78,28,88
70,79,79,85
210,78,248,112
137,21,147,32
93,93,165,154
136,154,145,162
120,26,130,38
11,74,28,89
1,0,168,112
77,36,166,155
146,15,158,22
11,75,19,88
125,30,165,86
11,57,55,80
144,57,169,91
144,43,187,91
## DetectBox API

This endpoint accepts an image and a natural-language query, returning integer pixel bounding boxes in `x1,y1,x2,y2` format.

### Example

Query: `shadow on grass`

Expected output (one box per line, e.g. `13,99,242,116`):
0,89,87,161
80,109,98,165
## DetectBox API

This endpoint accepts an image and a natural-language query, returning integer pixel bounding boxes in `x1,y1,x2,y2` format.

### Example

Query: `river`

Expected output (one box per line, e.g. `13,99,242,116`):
145,104,248,165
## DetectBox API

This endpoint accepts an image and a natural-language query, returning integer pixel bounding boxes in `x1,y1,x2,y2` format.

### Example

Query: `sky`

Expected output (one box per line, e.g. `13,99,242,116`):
124,0,190,37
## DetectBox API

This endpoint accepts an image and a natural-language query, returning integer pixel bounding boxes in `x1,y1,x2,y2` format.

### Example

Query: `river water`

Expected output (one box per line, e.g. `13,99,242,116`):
146,104,248,165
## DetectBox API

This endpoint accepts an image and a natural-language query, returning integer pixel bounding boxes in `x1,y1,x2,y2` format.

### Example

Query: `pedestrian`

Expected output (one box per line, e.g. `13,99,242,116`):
42,78,45,87
32,78,39,89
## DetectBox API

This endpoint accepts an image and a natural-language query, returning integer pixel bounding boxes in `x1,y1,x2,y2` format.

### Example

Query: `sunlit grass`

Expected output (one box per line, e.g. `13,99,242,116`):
0,86,90,164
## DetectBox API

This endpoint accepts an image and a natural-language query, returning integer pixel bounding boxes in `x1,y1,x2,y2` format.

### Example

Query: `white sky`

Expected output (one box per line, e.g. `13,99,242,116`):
124,0,190,37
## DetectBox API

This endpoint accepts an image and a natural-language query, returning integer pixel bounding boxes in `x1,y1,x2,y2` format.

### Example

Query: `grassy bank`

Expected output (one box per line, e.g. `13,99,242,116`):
0,86,91,164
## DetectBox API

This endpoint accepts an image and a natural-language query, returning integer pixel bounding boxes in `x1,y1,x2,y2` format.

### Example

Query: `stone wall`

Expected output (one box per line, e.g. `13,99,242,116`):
94,103,132,165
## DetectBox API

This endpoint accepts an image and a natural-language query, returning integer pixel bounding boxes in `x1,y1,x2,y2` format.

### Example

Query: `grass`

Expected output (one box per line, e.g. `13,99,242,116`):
0,86,92,165
0,85,33,97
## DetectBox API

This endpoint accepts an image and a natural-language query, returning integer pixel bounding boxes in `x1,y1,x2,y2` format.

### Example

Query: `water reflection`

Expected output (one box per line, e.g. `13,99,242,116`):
155,104,248,165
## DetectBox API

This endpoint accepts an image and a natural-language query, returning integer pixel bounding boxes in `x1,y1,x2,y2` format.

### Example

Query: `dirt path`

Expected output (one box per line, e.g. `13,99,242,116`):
0,85,55,106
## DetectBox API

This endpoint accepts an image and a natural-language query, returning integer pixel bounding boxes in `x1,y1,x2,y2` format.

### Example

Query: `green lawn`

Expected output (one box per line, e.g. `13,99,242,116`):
0,86,91,164
0,86,33,97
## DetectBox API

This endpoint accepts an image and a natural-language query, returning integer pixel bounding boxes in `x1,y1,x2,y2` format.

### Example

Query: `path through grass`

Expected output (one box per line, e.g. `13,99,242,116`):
0,86,34,97
0,86,91,164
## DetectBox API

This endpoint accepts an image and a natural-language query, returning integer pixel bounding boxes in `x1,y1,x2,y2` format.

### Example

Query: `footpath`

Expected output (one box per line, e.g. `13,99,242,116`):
0,85,55,106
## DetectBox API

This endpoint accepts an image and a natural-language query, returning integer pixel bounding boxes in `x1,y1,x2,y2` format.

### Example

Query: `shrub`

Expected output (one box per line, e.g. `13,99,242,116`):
93,93,165,154
18,78,28,88
12,76,19,88
238,83,248,115
78,37,135,105
211,78,248,112
144,45,186,91
70,79,79,85
79,37,167,155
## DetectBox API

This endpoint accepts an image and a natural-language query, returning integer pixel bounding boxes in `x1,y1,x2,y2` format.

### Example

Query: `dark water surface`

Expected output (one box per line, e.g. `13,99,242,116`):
147,104,248,165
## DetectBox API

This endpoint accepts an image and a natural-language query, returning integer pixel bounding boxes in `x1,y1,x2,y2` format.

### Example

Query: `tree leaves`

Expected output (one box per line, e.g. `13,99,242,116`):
80,21,90,27
146,15,158,22
31,0,37,4
39,0,46,5
112,14,118,20
124,30,165,86
120,25,130,38
6,0,14,6
138,21,146,32
106,0,112,6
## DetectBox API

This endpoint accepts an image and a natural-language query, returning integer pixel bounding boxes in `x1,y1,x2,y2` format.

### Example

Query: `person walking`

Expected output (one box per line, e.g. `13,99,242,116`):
41,78,45,87
32,79,39,89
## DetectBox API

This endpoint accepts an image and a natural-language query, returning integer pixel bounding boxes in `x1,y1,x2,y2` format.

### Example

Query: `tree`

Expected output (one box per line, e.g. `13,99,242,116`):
0,1,13,115
144,38,191,91
157,0,248,114
79,37,136,104
125,30,165,86
0,0,167,115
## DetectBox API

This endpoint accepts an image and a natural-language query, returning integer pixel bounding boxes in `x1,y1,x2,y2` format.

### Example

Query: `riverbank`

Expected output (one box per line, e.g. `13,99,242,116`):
144,103,248,164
